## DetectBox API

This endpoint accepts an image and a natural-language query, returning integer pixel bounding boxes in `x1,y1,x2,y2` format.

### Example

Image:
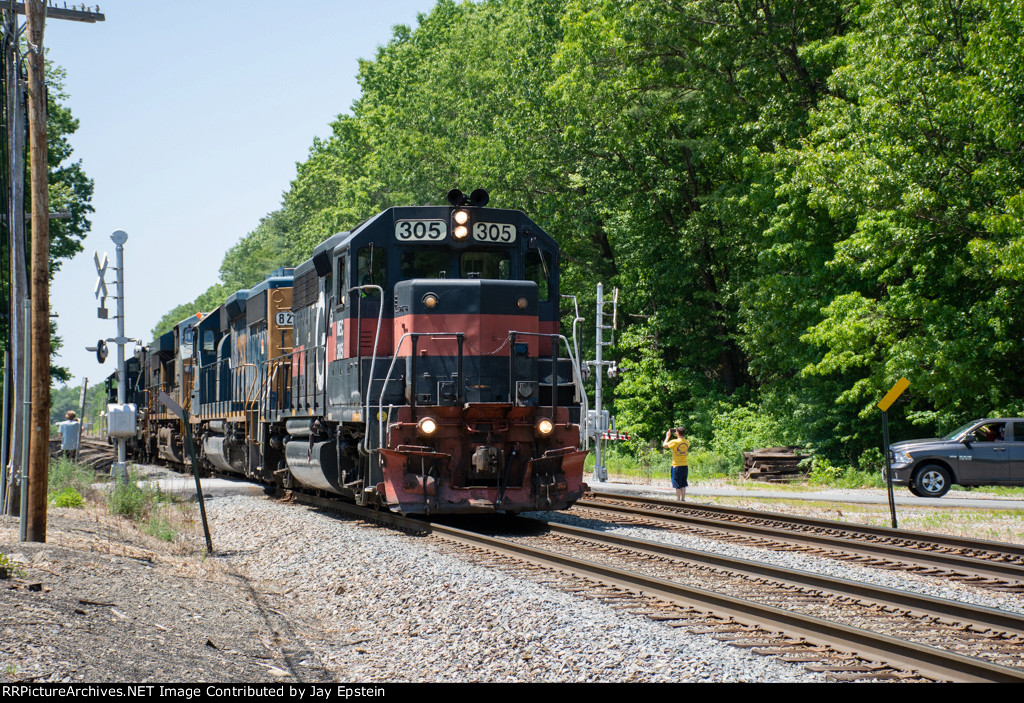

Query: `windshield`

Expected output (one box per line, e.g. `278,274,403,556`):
942,420,980,441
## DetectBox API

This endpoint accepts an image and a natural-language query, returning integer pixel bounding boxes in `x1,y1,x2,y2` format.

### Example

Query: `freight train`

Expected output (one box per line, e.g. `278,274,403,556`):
107,190,589,514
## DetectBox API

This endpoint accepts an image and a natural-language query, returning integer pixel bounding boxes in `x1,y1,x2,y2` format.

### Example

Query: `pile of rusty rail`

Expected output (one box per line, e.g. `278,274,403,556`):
742,446,809,482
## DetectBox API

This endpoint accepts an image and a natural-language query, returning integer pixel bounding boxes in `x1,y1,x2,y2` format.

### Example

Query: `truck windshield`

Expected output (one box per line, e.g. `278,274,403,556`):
943,420,980,441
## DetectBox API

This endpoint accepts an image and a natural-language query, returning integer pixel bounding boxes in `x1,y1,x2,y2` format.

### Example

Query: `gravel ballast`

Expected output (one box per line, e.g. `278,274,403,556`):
9,468,1022,683
208,495,826,683
532,508,1024,616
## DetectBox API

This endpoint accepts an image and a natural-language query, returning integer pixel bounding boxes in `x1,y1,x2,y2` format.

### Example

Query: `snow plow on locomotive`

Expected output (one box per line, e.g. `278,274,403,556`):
112,190,589,515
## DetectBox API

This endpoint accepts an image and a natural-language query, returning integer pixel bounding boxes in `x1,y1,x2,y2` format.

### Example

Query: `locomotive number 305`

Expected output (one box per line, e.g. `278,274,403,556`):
395,219,447,241
473,222,517,243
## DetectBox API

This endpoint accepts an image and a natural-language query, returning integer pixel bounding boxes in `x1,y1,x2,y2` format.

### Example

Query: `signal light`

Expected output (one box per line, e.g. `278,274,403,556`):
454,225,469,239
86,339,108,364
469,188,489,207
417,417,438,437
453,209,469,225
422,293,439,310
447,188,488,207
516,296,529,311
535,418,554,437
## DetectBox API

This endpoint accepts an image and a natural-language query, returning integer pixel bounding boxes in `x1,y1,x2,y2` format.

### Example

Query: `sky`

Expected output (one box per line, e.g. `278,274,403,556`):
41,0,438,389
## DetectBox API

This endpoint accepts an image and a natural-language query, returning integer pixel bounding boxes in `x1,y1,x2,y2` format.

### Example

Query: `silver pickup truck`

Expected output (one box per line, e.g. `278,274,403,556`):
886,418,1024,497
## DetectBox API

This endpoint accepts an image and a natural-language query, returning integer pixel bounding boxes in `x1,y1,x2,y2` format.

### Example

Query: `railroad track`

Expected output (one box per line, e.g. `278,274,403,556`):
573,492,1024,590
279,489,1024,682
55,435,115,472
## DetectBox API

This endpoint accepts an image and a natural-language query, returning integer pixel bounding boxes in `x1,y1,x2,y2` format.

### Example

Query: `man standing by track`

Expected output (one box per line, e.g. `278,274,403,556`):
663,426,690,501
58,410,81,460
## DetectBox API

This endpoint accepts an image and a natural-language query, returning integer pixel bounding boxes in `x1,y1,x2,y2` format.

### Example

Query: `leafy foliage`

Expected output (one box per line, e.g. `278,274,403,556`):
155,0,1024,467
4,62,95,380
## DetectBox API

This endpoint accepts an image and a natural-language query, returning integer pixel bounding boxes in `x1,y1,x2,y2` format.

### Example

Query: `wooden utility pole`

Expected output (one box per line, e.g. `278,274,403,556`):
19,1,103,541
24,0,47,542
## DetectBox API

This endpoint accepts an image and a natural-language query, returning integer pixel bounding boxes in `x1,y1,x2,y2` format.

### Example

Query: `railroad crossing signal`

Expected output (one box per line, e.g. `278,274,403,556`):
94,250,109,317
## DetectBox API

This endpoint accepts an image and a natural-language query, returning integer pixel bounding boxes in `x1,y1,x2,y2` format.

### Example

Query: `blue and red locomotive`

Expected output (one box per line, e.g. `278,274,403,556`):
118,190,588,514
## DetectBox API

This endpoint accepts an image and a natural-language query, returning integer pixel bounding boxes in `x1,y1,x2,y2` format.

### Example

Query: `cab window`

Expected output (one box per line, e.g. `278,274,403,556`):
525,250,551,301
357,246,386,297
401,250,449,280
336,253,349,307
461,251,509,280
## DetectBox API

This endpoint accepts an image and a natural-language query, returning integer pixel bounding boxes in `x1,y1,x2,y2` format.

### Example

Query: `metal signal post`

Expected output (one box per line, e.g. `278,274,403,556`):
107,230,133,480
878,377,909,529
589,283,618,482
91,231,135,480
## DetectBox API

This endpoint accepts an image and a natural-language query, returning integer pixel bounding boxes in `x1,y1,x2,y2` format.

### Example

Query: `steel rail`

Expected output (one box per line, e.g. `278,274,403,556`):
580,494,1024,583
277,488,430,533
230,486,1024,681
425,520,1024,683
591,491,1024,559
535,518,1024,638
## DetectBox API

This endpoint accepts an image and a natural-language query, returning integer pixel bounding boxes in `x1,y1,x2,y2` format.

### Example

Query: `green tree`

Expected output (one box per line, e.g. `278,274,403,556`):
792,0,1024,446
552,0,852,444
4,62,95,382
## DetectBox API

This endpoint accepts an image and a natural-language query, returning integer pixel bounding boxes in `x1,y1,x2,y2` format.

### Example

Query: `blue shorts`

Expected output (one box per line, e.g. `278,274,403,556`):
671,466,689,489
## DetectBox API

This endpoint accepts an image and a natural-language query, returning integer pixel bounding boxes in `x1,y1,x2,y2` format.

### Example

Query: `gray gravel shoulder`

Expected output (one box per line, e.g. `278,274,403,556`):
209,494,826,683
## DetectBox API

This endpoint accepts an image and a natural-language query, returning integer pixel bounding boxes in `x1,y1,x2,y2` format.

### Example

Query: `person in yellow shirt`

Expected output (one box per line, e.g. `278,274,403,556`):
663,426,690,501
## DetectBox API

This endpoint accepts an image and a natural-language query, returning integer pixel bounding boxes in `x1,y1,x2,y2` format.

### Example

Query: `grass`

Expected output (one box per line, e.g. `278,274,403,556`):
47,455,100,507
807,466,887,490
143,513,178,542
44,457,195,545
592,445,897,491
0,552,27,579
105,469,200,544
587,446,742,483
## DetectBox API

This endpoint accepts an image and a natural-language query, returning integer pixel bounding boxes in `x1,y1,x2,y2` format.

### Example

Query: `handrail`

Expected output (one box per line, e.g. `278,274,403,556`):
506,330,587,426
372,331,465,453
371,330,586,455
561,294,589,449
346,284,383,456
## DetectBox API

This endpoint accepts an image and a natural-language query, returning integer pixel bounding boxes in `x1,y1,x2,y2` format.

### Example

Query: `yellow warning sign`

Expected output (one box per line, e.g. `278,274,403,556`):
877,377,910,412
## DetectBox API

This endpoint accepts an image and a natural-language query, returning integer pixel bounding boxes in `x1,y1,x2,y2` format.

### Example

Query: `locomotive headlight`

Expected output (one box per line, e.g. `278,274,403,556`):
422,293,439,310
454,225,469,239
516,296,529,311
417,417,438,437
453,209,470,225
535,418,554,437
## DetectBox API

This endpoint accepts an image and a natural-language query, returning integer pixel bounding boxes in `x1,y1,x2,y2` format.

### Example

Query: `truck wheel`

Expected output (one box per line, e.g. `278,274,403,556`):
913,464,951,498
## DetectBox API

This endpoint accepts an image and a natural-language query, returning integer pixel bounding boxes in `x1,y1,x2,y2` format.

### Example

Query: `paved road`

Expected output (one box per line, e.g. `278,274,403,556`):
589,479,1024,511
